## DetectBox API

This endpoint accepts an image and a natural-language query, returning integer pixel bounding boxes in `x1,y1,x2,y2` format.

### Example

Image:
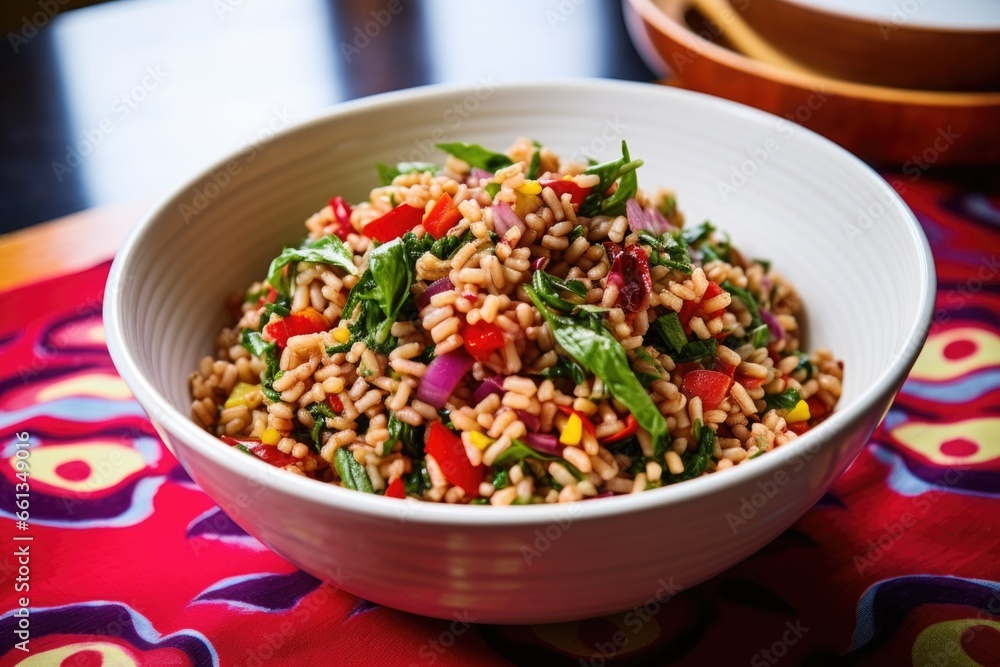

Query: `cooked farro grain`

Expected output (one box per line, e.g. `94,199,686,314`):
190,137,841,503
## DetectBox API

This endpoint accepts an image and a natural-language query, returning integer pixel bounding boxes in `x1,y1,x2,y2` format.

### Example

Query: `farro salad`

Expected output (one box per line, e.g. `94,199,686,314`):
189,138,843,504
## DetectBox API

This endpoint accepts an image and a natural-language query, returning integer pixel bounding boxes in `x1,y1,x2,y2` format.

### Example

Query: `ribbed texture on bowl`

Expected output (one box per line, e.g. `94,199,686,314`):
105,80,933,623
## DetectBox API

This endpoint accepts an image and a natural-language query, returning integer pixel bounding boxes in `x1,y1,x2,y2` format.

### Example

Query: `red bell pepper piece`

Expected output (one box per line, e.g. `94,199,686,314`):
328,196,354,241
806,396,829,420
255,286,278,309
736,375,767,389
364,202,424,242
424,422,484,497
263,307,330,349
539,178,591,210
681,369,732,411
715,358,737,378
680,281,726,324
556,405,597,438
603,414,638,444
603,243,652,316
221,435,301,468
462,319,505,362
384,477,406,499
327,393,344,414
423,192,463,238
788,422,810,435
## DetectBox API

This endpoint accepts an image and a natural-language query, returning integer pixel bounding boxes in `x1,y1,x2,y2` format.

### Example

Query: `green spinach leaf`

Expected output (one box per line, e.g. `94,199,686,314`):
436,142,513,171
266,235,358,297
375,161,438,185
334,447,374,493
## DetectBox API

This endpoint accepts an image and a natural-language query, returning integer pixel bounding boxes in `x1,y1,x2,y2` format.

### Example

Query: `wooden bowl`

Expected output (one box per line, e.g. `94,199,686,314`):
624,0,1000,166
735,0,1000,91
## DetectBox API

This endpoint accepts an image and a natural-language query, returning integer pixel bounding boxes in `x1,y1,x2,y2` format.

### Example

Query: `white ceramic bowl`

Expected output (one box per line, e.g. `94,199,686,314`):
104,80,934,624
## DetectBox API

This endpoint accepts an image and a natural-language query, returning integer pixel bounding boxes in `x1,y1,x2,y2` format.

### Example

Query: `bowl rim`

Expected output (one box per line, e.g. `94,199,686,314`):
104,78,936,527
627,0,1000,105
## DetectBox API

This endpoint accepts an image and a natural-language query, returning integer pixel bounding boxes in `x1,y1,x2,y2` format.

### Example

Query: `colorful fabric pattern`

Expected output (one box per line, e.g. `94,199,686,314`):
1,174,998,666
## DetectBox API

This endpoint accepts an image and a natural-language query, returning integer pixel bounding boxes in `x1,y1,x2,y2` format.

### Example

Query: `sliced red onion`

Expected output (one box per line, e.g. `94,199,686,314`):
467,168,493,188
415,277,453,311
530,256,550,272
523,432,562,455
492,201,526,237
469,375,505,405
625,198,647,233
761,309,785,341
415,349,474,409
644,206,671,234
517,410,540,433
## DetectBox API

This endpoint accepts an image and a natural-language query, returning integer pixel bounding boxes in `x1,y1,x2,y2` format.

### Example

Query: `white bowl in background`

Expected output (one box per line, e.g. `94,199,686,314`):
104,79,934,624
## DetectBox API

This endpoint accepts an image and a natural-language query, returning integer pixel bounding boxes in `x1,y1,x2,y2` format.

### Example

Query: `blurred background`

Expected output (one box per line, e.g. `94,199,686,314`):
0,0,654,234
2,0,998,234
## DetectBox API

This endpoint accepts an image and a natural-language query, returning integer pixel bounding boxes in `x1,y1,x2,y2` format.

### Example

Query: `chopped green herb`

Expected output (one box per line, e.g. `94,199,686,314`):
404,459,432,496
527,147,541,180
493,440,581,479
664,419,714,482
376,161,438,185
530,269,587,313
763,387,801,413
525,282,669,457
266,235,358,297
307,402,337,447
722,280,770,349
638,229,692,274
682,220,716,246
436,142,513,171
754,258,772,273
652,312,688,354
383,413,423,457
485,182,501,199
492,468,510,490
235,444,252,455
241,329,282,402
342,236,415,353
579,141,643,217
334,447,374,493
539,354,587,386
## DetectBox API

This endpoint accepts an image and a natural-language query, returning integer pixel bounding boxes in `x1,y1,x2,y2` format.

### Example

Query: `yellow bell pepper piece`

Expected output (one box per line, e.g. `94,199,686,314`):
516,180,542,195
468,431,494,450
333,327,351,343
261,428,281,445
224,382,258,409
785,400,811,424
559,413,583,446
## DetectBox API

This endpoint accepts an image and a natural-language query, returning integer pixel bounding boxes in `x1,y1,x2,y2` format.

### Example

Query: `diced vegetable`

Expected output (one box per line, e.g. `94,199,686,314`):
469,375,506,405
424,422,484,496
424,192,463,238
415,349,475,409
364,202,424,242
435,142,513,171
334,447,375,493
468,431,494,450
492,201,526,237
266,235,358,297
384,477,406,498
604,243,652,315
538,177,591,210
785,400,811,424
263,307,330,349
463,319,505,362
681,369,732,411
527,284,669,457
559,413,583,446
522,432,562,455
327,196,354,240
603,414,638,444
556,406,597,439
224,381,258,409
415,277,454,311
579,141,643,217
260,428,280,445
221,435,299,468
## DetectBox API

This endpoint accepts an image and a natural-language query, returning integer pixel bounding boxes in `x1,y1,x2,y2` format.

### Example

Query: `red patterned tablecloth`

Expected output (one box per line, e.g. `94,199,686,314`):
1,174,998,666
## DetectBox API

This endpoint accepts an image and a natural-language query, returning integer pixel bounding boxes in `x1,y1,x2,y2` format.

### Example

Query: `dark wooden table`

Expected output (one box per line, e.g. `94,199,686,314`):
0,0,653,235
